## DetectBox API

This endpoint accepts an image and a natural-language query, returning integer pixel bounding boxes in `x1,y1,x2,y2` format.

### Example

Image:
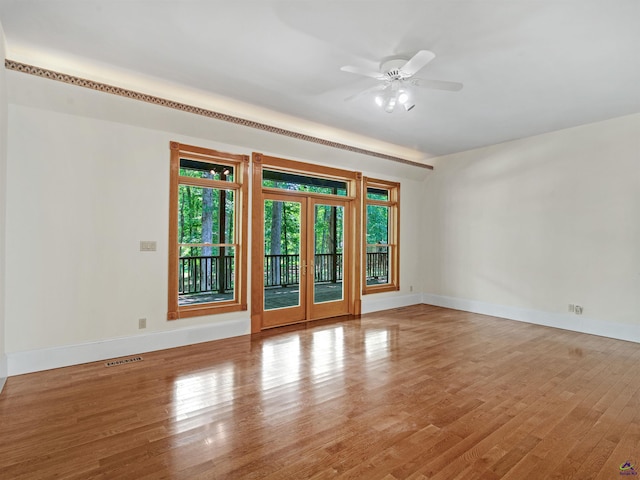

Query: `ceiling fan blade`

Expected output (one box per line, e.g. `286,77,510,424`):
344,83,387,102
411,78,463,91
340,65,386,80
400,50,436,76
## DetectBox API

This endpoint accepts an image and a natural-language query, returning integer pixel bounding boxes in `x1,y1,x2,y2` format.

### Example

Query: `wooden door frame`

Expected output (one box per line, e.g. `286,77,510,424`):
251,153,362,333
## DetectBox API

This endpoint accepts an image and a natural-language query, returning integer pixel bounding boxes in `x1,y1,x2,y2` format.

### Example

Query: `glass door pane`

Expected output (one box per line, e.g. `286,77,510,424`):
313,203,344,304
264,199,302,311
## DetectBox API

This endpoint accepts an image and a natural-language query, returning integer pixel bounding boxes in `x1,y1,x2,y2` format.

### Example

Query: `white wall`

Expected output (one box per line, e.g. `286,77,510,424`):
4,71,426,374
0,22,9,391
423,113,640,340
4,60,639,378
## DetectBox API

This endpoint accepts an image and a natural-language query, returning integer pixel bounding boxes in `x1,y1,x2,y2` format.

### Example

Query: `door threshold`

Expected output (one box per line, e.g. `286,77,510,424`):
253,314,357,336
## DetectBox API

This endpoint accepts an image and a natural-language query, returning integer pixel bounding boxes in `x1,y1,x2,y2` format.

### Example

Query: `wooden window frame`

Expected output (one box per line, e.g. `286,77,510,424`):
168,141,249,320
363,177,400,295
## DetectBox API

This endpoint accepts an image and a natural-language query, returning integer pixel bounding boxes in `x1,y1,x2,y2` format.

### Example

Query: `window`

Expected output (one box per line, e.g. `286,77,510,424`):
363,177,399,294
168,142,248,319
262,169,348,196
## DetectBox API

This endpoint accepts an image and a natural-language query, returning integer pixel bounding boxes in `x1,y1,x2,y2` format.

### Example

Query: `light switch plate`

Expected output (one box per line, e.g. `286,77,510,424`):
140,241,157,252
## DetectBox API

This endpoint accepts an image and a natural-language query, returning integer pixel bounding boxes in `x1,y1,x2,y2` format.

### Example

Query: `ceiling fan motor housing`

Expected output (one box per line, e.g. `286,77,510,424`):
380,58,410,79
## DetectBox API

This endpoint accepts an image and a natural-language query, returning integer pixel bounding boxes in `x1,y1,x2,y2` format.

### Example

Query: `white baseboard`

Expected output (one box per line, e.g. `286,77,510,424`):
0,354,7,393
422,293,640,344
7,318,250,376
362,293,422,315
12,292,631,377
7,295,423,377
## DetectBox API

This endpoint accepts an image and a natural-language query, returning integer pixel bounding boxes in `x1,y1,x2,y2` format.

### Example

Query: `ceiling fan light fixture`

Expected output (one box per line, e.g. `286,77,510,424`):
384,97,397,113
341,49,462,113
374,83,412,113
374,84,397,112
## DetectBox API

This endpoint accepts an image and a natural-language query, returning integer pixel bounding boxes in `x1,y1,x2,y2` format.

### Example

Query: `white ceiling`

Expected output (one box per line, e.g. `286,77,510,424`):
1,0,639,161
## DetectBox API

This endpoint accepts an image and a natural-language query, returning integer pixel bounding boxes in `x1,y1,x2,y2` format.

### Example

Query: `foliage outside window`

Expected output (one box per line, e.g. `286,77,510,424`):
262,169,348,196
168,142,248,319
364,178,399,294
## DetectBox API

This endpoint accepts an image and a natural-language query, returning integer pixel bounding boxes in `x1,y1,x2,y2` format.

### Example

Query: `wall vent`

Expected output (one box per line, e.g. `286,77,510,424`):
105,356,143,367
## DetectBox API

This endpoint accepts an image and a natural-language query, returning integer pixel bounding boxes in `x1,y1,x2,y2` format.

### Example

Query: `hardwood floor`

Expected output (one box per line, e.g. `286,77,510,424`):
1,305,639,479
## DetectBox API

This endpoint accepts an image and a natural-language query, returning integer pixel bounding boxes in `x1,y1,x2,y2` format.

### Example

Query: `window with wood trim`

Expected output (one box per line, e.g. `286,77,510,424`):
168,142,248,319
363,178,400,294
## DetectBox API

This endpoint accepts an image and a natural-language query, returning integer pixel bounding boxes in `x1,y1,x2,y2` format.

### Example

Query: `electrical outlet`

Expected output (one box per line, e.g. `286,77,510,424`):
568,304,575,313
574,306,583,315
138,318,147,329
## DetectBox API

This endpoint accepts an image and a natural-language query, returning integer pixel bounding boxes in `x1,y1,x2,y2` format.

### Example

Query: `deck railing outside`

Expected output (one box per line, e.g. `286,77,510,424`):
179,252,389,295
178,255,235,295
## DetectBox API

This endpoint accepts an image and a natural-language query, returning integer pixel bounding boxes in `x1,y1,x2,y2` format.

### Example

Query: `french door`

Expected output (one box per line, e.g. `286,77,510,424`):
251,153,362,332
261,193,350,328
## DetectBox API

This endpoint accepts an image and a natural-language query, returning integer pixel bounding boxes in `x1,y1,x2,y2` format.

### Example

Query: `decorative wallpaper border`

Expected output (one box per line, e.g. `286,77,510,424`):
5,59,433,170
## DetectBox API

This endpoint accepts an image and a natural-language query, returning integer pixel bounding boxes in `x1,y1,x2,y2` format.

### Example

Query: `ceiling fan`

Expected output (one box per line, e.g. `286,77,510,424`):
340,50,463,113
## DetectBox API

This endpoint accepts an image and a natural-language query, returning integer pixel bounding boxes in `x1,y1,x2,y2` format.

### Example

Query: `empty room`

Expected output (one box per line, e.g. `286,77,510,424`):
0,1,639,479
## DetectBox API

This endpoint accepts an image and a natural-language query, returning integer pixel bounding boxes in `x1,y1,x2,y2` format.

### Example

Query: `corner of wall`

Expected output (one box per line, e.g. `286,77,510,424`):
0,361,6,393
0,19,8,392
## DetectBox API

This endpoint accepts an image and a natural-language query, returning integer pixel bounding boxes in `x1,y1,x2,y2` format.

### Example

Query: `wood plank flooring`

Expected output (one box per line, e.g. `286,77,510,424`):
1,305,640,479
